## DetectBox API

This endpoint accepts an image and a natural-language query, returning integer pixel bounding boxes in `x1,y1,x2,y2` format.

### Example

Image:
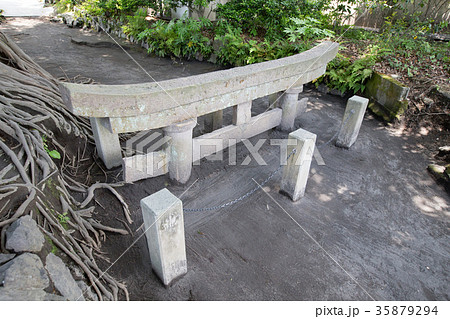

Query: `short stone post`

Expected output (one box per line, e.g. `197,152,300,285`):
204,110,223,132
336,95,369,148
232,101,252,125
163,118,197,184
280,128,316,201
279,86,303,131
140,188,187,286
90,117,122,169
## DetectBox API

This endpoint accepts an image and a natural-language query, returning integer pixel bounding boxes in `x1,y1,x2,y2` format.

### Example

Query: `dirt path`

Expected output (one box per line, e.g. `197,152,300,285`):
1,17,448,301
0,17,222,84
1,0,53,17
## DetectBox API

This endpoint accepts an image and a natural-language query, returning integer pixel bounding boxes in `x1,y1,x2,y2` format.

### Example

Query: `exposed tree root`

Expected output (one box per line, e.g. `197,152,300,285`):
0,31,130,301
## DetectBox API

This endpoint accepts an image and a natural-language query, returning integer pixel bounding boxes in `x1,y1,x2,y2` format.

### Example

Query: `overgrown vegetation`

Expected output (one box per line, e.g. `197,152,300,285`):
52,0,449,96
137,16,213,58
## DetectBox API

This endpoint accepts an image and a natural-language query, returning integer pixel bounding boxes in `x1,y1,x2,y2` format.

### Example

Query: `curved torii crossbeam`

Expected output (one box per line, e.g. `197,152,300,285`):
59,41,338,183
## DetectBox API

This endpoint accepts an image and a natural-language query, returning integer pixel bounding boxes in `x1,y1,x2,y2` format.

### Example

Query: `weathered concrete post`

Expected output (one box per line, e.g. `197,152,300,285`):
280,128,316,201
90,117,122,169
336,95,369,149
279,86,303,131
232,101,252,125
204,110,223,132
140,188,187,286
163,118,197,184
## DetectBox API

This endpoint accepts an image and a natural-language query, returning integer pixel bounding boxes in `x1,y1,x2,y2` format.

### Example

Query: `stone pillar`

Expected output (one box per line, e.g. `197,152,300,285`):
204,110,223,132
279,86,303,131
140,188,187,286
163,118,197,184
90,117,122,169
280,128,316,201
336,95,368,149
232,101,252,125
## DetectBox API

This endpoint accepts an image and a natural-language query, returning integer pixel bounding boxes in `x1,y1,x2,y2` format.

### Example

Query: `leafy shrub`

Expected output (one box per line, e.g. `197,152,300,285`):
215,24,297,66
284,17,334,47
122,7,148,36
316,45,384,93
55,0,81,13
138,17,213,59
215,0,328,39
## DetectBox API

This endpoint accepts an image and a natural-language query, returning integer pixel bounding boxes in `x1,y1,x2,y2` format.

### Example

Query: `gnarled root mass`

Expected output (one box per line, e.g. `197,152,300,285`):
0,31,130,301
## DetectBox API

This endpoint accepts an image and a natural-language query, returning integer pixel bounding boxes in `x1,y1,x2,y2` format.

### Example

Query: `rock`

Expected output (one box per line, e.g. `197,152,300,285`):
423,97,433,106
5,215,45,252
436,87,450,100
195,52,204,62
44,293,68,301
70,265,84,280
438,146,450,154
427,164,450,192
207,53,217,64
317,84,330,94
0,253,15,265
329,88,346,97
0,253,49,290
365,72,410,122
77,280,99,301
0,287,46,301
427,33,450,42
45,253,85,301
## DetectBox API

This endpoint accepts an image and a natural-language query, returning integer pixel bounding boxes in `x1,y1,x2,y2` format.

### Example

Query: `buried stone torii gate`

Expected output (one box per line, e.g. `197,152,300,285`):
59,41,339,184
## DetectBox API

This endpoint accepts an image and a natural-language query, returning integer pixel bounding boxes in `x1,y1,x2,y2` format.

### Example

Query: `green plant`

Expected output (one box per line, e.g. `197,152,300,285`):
54,0,81,13
214,23,300,66
45,235,59,254
57,212,70,225
317,45,385,93
284,17,334,47
42,135,61,159
215,0,329,39
122,7,148,36
138,16,213,59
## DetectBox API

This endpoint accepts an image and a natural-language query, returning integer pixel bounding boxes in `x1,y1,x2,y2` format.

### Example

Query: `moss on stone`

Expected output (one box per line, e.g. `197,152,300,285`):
365,72,410,122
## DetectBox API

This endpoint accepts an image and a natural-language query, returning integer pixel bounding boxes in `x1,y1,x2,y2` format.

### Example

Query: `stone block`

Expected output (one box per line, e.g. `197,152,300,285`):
163,118,197,184
5,215,44,252
365,72,410,121
0,253,49,290
0,254,15,266
123,151,168,183
280,86,303,131
45,253,85,301
140,189,187,286
192,109,282,162
280,129,316,201
90,117,122,169
232,101,252,126
336,95,368,148
0,288,47,301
